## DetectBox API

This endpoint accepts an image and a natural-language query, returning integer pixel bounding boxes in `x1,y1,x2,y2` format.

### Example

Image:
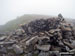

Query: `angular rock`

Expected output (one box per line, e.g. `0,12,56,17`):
12,44,23,54
25,36,38,46
27,53,32,56
34,50,39,54
49,51,61,56
71,41,75,48
0,47,7,54
36,44,51,51
38,51,49,56
50,46,61,51
24,53,32,56
15,29,24,36
65,46,70,51
69,49,75,53
0,36,7,41
0,41,16,45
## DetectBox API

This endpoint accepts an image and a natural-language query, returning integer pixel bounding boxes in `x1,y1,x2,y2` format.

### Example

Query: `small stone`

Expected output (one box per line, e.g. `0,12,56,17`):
71,41,75,48
24,54,28,56
7,53,15,56
49,51,61,56
38,51,49,56
34,50,39,54
65,46,70,51
27,53,32,56
0,47,7,54
24,53,32,56
7,46,13,50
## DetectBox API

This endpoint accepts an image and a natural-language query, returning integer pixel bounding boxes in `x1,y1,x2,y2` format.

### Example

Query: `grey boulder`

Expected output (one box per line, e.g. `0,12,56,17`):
12,44,23,54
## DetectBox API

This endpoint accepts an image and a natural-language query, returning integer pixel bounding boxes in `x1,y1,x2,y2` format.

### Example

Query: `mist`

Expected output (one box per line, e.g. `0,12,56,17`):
0,0,75,25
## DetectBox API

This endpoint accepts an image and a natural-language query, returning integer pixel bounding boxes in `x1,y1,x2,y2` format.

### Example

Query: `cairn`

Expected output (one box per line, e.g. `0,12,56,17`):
0,14,75,56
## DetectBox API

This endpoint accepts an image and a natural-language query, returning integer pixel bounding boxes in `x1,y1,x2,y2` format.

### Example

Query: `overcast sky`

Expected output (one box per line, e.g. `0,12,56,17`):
0,0,75,25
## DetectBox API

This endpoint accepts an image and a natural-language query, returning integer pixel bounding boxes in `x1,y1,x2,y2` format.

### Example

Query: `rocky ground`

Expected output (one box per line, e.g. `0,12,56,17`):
0,14,75,56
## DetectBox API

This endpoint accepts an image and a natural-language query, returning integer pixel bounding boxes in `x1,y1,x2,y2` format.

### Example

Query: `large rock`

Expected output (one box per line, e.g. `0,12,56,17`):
26,36,38,46
15,29,24,36
36,44,51,51
12,44,23,54
0,36,7,41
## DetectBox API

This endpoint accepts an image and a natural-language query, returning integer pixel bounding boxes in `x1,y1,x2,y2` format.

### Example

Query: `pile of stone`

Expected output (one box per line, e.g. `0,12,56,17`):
0,14,75,56
20,14,75,56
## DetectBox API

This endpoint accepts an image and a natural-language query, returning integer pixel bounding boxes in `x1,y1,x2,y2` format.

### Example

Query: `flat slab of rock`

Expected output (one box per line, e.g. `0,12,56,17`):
0,41,16,45
0,36,7,41
69,49,75,53
49,51,60,56
26,36,38,46
36,44,51,51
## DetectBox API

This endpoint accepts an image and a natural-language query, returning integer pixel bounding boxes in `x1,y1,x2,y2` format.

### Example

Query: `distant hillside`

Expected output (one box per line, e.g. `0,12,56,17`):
0,14,52,33
66,19,75,26
70,19,75,26
0,14,75,33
